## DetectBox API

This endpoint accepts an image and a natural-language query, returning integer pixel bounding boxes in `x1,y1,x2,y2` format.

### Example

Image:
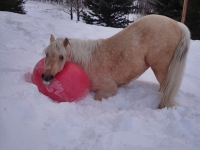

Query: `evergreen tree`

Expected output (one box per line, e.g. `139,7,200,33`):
184,0,200,40
0,0,26,14
145,0,200,40
147,0,182,21
82,0,134,28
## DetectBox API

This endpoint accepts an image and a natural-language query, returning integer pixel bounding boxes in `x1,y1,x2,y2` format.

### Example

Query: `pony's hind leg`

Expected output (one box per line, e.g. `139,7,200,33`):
151,65,168,86
151,62,174,109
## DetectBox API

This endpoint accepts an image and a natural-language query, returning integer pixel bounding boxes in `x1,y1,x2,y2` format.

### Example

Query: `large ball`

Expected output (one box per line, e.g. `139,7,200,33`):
31,58,90,102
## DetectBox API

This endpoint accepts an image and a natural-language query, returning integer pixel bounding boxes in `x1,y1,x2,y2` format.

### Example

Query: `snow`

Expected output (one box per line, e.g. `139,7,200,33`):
0,1,200,150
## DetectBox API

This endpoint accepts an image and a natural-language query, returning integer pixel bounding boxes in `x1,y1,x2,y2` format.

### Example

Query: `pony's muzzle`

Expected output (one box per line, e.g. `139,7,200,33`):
41,73,54,85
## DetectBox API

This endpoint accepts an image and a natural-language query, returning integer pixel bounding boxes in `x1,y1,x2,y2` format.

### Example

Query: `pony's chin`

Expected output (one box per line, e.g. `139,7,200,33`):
42,80,51,85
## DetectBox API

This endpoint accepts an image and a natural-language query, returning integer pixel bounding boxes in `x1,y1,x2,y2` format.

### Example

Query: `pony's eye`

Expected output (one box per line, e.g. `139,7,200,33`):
59,55,64,60
46,53,49,57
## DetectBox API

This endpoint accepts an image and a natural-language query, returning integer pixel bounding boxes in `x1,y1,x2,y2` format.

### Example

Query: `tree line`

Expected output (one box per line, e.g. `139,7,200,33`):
0,0,199,39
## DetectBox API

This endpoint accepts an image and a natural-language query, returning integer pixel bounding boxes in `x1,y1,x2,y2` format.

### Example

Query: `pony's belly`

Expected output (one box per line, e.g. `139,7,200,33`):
113,70,144,85
110,59,149,85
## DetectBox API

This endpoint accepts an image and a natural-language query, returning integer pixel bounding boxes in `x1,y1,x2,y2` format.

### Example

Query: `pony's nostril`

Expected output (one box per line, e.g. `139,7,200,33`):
41,74,44,79
49,75,54,80
42,74,54,82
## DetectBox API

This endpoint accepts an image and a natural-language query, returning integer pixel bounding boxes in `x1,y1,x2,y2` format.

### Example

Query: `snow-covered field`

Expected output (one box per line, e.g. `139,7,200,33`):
0,1,200,150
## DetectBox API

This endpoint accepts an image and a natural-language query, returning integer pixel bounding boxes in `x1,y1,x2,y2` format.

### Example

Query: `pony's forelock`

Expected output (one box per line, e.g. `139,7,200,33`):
43,38,67,56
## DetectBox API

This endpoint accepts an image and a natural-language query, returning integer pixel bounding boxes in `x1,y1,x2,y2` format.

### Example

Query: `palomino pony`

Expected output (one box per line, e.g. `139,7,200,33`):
42,15,190,108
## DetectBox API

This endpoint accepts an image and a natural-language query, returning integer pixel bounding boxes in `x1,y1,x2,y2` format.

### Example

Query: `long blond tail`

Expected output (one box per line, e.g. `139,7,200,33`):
159,22,191,108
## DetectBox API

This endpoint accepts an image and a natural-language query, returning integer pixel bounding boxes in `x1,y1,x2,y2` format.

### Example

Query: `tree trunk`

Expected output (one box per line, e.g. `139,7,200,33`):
70,5,73,20
181,0,188,23
76,0,80,21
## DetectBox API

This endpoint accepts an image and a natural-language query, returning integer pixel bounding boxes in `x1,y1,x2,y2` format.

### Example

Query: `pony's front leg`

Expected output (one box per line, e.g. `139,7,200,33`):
94,81,118,100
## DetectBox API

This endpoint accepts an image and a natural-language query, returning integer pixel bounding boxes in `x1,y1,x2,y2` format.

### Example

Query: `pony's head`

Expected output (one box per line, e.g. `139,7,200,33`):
42,34,69,85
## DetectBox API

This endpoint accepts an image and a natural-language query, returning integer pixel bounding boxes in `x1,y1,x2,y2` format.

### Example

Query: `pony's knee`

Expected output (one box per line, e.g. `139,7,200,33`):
94,91,106,100
94,86,118,100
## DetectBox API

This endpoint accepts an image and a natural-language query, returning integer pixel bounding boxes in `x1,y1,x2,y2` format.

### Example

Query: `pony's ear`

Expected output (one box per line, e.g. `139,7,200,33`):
50,34,55,43
63,38,69,47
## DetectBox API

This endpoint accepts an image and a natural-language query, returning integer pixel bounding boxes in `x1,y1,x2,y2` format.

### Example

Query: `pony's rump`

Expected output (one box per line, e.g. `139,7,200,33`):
158,22,190,108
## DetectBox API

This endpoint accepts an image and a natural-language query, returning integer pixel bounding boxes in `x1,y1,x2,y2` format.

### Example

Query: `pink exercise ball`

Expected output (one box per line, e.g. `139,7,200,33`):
31,58,90,102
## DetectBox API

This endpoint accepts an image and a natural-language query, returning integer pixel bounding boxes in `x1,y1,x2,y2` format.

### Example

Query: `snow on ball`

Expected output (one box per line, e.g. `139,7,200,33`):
31,58,90,102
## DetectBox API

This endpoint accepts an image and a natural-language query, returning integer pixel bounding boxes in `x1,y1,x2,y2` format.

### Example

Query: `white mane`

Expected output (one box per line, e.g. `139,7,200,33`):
68,39,102,68
44,38,102,69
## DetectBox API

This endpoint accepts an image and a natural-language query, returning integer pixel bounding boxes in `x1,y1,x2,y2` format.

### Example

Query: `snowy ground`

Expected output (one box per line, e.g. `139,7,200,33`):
0,1,200,150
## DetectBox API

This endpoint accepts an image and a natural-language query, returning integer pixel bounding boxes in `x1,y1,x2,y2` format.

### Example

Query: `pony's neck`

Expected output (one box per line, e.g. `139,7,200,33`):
68,39,102,69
